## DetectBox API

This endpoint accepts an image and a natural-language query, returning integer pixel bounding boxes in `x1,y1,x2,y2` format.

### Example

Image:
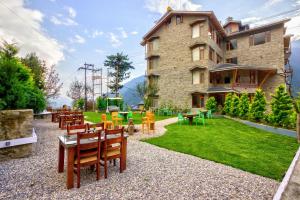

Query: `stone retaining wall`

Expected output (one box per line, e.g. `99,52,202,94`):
0,109,34,161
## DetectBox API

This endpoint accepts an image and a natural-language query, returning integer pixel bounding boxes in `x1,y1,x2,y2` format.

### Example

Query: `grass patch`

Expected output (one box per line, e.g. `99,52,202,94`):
143,118,299,181
84,111,175,125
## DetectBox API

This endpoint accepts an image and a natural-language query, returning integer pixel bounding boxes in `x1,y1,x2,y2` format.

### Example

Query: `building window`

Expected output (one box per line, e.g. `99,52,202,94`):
249,31,271,46
150,97,159,108
176,15,183,24
192,24,200,38
192,70,200,84
226,39,237,50
192,94,204,108
216,34,222,48
149,58,159,70
192,47,200,61
209,47,215,62
152,39,159,51
226,57,238,64
216,54,222,64
166,18,171,27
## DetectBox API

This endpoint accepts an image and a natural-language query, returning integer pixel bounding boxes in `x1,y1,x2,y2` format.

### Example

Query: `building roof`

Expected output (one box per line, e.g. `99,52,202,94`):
141,10,226,45
223,20,242,28
227,19,290,38
210,63,277,72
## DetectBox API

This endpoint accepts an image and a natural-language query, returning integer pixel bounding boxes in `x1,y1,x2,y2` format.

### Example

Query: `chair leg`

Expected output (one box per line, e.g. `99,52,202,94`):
77,168,80,188
96,163,100,180
119,157,123,173
113,159,116,166
104,159,108,179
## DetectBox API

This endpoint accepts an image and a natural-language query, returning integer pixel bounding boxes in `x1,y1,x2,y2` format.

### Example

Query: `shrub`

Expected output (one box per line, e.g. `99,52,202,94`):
0,55,46,113
75,98,84,110
269,85,294,128
230,94,240,117
96,96,106,110
238,93,250,119
223,93,233,115
206,96,217,113
249,89,266,121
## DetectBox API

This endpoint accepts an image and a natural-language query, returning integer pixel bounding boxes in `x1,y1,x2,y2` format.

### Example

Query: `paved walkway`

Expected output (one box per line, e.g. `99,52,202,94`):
0,118,279,199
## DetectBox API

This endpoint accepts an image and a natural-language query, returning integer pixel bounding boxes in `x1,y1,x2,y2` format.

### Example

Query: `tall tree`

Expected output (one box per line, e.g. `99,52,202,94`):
238,93,250,119
67,79,92,101
104,53,134,97
249,89,267,121
230,94,240,117
45,65,63,100
223,93,233,115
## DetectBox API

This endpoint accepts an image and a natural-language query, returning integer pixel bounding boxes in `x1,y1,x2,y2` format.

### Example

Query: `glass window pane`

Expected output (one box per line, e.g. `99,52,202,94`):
193,71,200,84
192,47,200,61
192,25,200,38
254,32,266,45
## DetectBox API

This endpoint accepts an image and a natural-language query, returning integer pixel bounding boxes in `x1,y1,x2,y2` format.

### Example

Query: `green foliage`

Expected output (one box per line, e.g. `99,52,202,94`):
96,96,106,110
0,47,46,113
269,85,294,128
74,98,85,110
249,89,267,121
230,94,240,117
238,93,250,119
104,53,134,96
21,53,46,90
206,97,217,113
223,93,233,114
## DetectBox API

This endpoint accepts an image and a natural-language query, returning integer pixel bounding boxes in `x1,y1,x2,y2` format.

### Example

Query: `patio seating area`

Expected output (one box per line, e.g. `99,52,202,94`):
0,118,279,199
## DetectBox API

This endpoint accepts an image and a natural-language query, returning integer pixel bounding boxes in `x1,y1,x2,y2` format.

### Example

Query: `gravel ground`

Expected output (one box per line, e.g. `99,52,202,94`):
0,118,279,200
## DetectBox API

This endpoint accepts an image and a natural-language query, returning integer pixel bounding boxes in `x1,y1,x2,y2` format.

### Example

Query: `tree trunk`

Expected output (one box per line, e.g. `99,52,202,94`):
297,113,300,143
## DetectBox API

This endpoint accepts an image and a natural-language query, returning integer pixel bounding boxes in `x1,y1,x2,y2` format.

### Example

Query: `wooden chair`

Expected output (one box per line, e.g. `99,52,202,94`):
101,127,124,178
61,115,74,129
73,114,84,125
101,114,114,129
88,123,104,132
142,113,155,134
111,112,123,127
74,130,101,188
67,124,87,135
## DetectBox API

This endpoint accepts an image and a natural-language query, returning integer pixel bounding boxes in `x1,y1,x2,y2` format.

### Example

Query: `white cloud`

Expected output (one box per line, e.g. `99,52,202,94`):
131,31,138,35
91,30,104,38
0,0,64,66
108,32,121,47
263,0,283,8
69,34,85,44
145,0,202,14
65,6,76,18
117,27,128,38
50,15,78,26
95,49,104,54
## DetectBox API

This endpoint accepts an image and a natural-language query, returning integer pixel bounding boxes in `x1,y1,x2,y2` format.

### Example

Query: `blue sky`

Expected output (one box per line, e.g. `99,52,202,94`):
0,0,299,100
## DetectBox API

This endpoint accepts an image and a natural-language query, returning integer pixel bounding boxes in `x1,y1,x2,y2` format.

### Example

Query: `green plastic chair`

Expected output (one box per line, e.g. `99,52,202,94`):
127,111,133,121
195,112,205,126
206,110,212,119
177,113,185,125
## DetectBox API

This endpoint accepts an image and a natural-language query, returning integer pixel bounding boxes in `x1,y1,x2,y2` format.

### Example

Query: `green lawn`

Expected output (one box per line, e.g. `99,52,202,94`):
84,111,175,125
144,118,299,181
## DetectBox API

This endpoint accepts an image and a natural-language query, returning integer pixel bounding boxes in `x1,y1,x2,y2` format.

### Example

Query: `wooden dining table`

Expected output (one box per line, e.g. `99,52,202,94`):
182,113,198,125
58,133,128,189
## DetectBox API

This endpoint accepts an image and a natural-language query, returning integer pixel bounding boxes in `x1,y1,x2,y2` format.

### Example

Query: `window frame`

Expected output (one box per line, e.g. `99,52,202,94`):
176,15,183,25
249,31,271,46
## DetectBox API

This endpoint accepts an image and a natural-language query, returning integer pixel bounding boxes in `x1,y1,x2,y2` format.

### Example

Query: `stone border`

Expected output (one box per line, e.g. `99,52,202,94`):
224,116,296,138
272,147,300,200
0,128,37,148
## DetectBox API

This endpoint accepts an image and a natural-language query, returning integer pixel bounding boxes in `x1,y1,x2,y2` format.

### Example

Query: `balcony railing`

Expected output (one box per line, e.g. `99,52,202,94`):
232,83,258,88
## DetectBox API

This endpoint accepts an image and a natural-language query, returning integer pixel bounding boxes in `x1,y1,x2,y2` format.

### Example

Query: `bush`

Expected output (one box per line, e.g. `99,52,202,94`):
0,55,46,113
96,96,106,110
249,89,266,122
74,98,84,110
238,93,250,119
269,85,294,128
206,97,217,113
223,93,233,114
230,94,240,117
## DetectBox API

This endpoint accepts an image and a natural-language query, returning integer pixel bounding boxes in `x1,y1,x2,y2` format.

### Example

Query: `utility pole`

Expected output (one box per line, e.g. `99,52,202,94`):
78,63,94,111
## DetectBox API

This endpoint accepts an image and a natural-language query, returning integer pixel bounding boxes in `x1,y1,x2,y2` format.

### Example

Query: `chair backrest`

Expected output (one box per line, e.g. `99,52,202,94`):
88,123,104,132
103,127,124,154
76,130,101,165
111,112,118,119
67,124,87,135
101,114,107,121
146,111,152,116
178,113,183,119
148,113,155,122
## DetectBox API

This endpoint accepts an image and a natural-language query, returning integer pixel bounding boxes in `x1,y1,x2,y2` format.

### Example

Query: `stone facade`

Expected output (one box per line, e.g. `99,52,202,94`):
0,109,34,161
142,11,288,108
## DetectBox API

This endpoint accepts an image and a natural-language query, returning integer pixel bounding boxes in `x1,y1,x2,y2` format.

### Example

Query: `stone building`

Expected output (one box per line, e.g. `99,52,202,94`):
140,10,292,109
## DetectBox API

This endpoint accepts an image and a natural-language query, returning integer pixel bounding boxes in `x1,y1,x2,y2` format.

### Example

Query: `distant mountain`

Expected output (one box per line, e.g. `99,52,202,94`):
120,75,145,106
290,40,300,96
48,96,72,108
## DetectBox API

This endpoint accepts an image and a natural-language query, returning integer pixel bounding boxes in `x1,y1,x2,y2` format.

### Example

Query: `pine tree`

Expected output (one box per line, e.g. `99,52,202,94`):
206,96,217,113
223,93,233,115
238,93,250,119
230,94,240,117
249,89,267,121
269,85,294,127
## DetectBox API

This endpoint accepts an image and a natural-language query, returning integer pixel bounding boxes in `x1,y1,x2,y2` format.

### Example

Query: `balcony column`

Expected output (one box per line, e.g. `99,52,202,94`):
232,69,238,88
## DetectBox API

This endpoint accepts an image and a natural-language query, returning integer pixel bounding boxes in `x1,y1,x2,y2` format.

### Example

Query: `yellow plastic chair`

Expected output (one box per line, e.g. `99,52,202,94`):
101,114,114,130
111,112,123,127
142,113,155,134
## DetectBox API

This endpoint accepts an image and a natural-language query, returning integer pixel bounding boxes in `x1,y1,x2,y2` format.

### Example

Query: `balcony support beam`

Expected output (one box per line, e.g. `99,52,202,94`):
232,69,238,88
259,70,272,88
